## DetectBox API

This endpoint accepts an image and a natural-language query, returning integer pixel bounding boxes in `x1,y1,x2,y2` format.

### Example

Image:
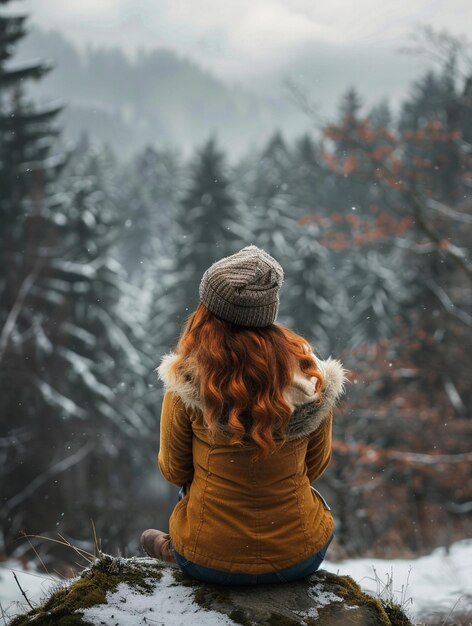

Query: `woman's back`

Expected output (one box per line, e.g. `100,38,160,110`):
157,347,345,573
142,244,348,583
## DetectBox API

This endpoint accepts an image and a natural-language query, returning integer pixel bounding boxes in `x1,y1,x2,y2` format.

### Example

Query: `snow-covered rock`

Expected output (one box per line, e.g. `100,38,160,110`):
8,553,412,625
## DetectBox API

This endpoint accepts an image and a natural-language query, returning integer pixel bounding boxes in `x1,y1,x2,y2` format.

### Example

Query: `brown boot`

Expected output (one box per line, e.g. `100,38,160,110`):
140,529,175,563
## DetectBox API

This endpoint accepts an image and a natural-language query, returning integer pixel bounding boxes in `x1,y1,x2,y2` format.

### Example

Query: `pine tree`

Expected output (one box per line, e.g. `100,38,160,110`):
399,64,463,202
290,133,325,218
289,222,335,354
337,87,363,149
368,99,392,131
323,87,372,214
118,145,183,278
172,136,246,318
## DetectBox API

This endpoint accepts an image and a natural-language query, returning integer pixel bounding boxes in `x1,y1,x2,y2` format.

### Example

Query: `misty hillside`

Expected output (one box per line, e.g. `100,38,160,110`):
15,27,308,158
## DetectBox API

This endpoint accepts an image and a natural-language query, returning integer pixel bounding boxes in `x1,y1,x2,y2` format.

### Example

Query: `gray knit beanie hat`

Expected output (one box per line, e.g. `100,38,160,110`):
199,245,284,327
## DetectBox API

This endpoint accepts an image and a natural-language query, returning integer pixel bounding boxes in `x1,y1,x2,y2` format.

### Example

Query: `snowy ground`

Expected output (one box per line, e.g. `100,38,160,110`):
323,539,472,621
1,539,471,624
0,559,59,621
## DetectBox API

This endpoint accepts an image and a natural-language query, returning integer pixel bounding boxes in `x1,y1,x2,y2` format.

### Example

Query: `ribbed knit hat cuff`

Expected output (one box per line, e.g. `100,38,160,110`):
200,274,280,327
198,245,284,327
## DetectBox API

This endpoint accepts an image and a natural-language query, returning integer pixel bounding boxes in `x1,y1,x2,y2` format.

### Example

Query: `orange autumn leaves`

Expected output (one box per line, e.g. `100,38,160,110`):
299,211,413,250
321,116,468,189
297,114,471,251
322,118,402,185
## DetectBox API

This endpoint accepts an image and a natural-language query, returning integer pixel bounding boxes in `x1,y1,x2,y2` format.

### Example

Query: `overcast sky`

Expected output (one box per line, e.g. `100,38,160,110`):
27,1,470,75
24,1,472,114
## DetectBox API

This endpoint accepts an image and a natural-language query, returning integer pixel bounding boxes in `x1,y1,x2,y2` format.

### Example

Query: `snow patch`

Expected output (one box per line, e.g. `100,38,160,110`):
80,568,235,626
0,560,58,620
296,583,343,619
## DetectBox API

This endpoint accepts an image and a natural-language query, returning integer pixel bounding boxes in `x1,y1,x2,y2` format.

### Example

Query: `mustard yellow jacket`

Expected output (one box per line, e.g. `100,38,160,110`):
157,351,347,574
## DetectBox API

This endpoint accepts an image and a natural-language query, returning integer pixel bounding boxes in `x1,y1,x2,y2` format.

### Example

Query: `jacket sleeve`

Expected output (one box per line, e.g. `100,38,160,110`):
158,390,194,486
305,408,333,483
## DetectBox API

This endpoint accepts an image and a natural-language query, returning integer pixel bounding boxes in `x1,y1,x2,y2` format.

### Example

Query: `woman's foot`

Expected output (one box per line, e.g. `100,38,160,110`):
140,529,175,563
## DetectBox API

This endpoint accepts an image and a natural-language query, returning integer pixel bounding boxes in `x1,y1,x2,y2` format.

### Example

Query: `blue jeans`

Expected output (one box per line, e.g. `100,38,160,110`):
171,534,333,585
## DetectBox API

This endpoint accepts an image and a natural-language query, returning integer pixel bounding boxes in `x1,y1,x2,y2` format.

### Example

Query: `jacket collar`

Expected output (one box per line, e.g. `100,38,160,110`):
156,351,348,439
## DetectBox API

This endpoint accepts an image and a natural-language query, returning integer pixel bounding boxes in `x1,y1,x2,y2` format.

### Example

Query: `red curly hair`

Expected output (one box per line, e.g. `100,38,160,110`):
169,303,325,459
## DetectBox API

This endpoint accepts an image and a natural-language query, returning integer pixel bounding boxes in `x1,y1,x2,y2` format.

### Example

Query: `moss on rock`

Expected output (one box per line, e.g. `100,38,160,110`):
314,571,392,625
9,555,165,626
384,602,417,626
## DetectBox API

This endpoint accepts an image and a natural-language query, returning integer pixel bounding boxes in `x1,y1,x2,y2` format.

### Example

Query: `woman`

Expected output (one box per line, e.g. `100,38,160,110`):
141,245,348,585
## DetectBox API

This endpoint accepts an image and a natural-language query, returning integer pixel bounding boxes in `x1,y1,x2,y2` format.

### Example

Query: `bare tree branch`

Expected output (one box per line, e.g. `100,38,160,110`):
425,278,472,326
403,186,472,280
427,198,472,224
2,442,94,518
399,25,472,82
333,439,472,465
0,265,42,367
283,77,328,125
12,572,34,610
447,500,472,514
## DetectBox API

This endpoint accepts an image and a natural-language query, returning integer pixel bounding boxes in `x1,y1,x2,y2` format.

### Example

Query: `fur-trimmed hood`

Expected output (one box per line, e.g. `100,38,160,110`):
156,351,349,439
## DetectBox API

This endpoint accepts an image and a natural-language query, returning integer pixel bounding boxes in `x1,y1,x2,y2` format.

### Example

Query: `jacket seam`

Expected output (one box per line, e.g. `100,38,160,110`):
164,395,181,482
192,444,212,554
251,460,261,561
292,446,310,556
